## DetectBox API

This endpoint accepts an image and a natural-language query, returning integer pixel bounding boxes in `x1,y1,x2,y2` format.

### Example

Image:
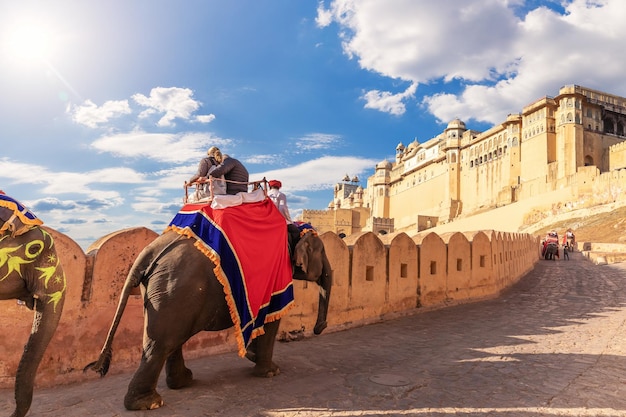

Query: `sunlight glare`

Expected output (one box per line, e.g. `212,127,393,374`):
4,20,53,63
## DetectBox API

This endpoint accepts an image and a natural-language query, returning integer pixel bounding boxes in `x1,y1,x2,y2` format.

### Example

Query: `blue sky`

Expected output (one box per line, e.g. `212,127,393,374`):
1,0,625,249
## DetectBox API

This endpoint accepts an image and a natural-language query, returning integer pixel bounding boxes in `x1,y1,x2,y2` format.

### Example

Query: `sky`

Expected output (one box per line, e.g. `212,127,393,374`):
1,0,626,250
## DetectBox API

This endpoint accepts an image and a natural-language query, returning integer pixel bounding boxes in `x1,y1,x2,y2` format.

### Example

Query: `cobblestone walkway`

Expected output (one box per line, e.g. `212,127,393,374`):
3,251,626,416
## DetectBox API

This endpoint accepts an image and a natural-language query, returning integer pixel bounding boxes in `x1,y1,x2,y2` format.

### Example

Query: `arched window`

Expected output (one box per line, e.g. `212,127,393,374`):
584,155,594,166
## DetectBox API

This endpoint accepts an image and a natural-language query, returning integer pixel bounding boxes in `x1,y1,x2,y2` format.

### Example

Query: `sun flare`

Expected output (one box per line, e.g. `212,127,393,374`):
3,19,54,63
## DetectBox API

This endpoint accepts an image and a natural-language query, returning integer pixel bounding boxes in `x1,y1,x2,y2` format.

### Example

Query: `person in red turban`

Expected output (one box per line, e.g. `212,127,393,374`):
268,180,300,249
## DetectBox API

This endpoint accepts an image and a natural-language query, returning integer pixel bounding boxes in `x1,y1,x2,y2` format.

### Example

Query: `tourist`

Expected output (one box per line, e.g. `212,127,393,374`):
208,149,249,195
188,147,226,199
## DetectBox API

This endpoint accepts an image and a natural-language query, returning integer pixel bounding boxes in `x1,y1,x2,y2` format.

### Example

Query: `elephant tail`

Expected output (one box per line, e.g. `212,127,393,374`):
83,234,184,377
83,266,139,377
82,346,112,377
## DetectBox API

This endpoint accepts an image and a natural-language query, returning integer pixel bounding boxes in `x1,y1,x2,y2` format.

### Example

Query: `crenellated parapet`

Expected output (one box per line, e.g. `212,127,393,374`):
302,209,331,216
609,141,626,171
0,226,539,389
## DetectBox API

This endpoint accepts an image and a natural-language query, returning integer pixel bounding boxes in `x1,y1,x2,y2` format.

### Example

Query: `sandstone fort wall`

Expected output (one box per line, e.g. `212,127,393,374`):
0,226,538,389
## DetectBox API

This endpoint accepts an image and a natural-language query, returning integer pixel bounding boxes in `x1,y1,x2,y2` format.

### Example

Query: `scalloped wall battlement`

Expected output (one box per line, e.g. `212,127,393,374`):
0,227,538,389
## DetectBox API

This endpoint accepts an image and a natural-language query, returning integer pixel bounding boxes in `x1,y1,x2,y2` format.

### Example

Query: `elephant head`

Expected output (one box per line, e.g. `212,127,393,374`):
292,231,332,335
0,204,66,417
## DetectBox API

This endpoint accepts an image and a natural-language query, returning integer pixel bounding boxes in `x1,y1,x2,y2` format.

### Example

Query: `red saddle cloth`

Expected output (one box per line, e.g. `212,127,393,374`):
166,198,294,356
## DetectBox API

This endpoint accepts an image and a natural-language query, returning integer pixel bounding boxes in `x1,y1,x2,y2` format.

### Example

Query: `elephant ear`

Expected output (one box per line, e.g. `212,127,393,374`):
295,233,324,280
294,238,310,274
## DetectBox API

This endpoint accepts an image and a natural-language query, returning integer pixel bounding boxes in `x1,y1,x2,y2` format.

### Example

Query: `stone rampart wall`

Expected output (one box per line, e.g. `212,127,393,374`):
0,227,538,389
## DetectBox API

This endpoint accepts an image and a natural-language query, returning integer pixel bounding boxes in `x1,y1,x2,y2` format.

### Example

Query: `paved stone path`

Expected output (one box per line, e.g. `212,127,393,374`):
3,251,626,417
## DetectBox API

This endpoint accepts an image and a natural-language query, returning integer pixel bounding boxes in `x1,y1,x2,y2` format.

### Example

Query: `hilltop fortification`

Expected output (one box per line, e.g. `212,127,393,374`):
303,84,626,236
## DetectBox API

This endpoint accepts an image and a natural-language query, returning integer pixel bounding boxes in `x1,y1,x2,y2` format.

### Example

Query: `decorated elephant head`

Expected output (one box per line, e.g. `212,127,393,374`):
292,230,332,335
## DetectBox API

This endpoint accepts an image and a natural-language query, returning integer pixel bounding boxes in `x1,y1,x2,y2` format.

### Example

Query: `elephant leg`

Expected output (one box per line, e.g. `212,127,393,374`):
252,320,280,378
165,346,193,389
124,345,167,411
245,338,258,363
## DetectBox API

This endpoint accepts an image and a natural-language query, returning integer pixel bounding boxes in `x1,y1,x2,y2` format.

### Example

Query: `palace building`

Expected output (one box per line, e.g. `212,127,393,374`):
302,85,626,237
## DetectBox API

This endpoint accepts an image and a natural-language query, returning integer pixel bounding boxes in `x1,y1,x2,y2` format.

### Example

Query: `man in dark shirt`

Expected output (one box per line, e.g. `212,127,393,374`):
209,154,249,194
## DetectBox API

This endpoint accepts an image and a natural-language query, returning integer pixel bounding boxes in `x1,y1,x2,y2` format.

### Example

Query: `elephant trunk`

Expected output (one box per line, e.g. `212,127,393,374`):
313,252,332,335
12,295,64,417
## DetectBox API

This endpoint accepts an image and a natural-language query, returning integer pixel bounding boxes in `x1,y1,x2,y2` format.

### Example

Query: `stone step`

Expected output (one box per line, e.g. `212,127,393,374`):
581,250,626,265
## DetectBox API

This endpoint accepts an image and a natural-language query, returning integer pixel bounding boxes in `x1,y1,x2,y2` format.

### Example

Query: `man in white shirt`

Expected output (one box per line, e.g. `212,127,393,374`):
268,180,300,252
268,180,292,223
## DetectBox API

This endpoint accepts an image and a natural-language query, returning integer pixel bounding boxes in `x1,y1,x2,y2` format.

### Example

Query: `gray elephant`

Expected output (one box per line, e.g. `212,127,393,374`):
542,241,559,260
0,195,66,417
85,228,332,411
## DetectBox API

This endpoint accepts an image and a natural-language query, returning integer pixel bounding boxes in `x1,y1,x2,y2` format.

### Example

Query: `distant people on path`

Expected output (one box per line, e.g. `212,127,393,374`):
565,228,576,251
563,244,569,260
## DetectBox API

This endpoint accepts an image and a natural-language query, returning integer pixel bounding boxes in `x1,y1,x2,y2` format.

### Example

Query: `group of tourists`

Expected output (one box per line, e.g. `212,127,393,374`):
188,146,249,197
188,147,295,227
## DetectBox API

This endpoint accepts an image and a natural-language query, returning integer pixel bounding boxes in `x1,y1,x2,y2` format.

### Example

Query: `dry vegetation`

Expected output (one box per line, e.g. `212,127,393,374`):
532,205,626,244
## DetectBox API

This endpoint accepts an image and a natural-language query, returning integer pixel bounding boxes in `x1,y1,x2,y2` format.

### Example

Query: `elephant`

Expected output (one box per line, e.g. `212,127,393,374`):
85,228,332,411
0,199,66,417
542,241,559,260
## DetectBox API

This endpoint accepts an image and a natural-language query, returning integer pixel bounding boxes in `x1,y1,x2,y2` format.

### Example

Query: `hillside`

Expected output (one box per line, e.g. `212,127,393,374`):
420,187,626,245
528,205,626,244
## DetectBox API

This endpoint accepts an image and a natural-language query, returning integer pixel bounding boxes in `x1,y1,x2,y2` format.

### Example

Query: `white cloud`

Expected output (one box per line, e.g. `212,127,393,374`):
71,99,131,128
196,114,216,123
315,1,333,27
362,83,417,115
320,0,626,124
91,130,232,164
251,155,377,192
295,133,342,151
132,87,202,127
0,158,145,202
244,154,283,165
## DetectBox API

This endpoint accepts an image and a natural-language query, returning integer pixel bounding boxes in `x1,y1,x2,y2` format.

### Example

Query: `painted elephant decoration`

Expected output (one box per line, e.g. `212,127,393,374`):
0,195,66,417
85,228,332,411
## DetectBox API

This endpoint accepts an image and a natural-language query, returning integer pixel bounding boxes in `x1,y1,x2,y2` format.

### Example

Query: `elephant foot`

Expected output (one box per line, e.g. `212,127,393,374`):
245,350,257,363
313,320,327,335
253,362,280,378
124,390,164,411
245,339,258,363
166,366,193,389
